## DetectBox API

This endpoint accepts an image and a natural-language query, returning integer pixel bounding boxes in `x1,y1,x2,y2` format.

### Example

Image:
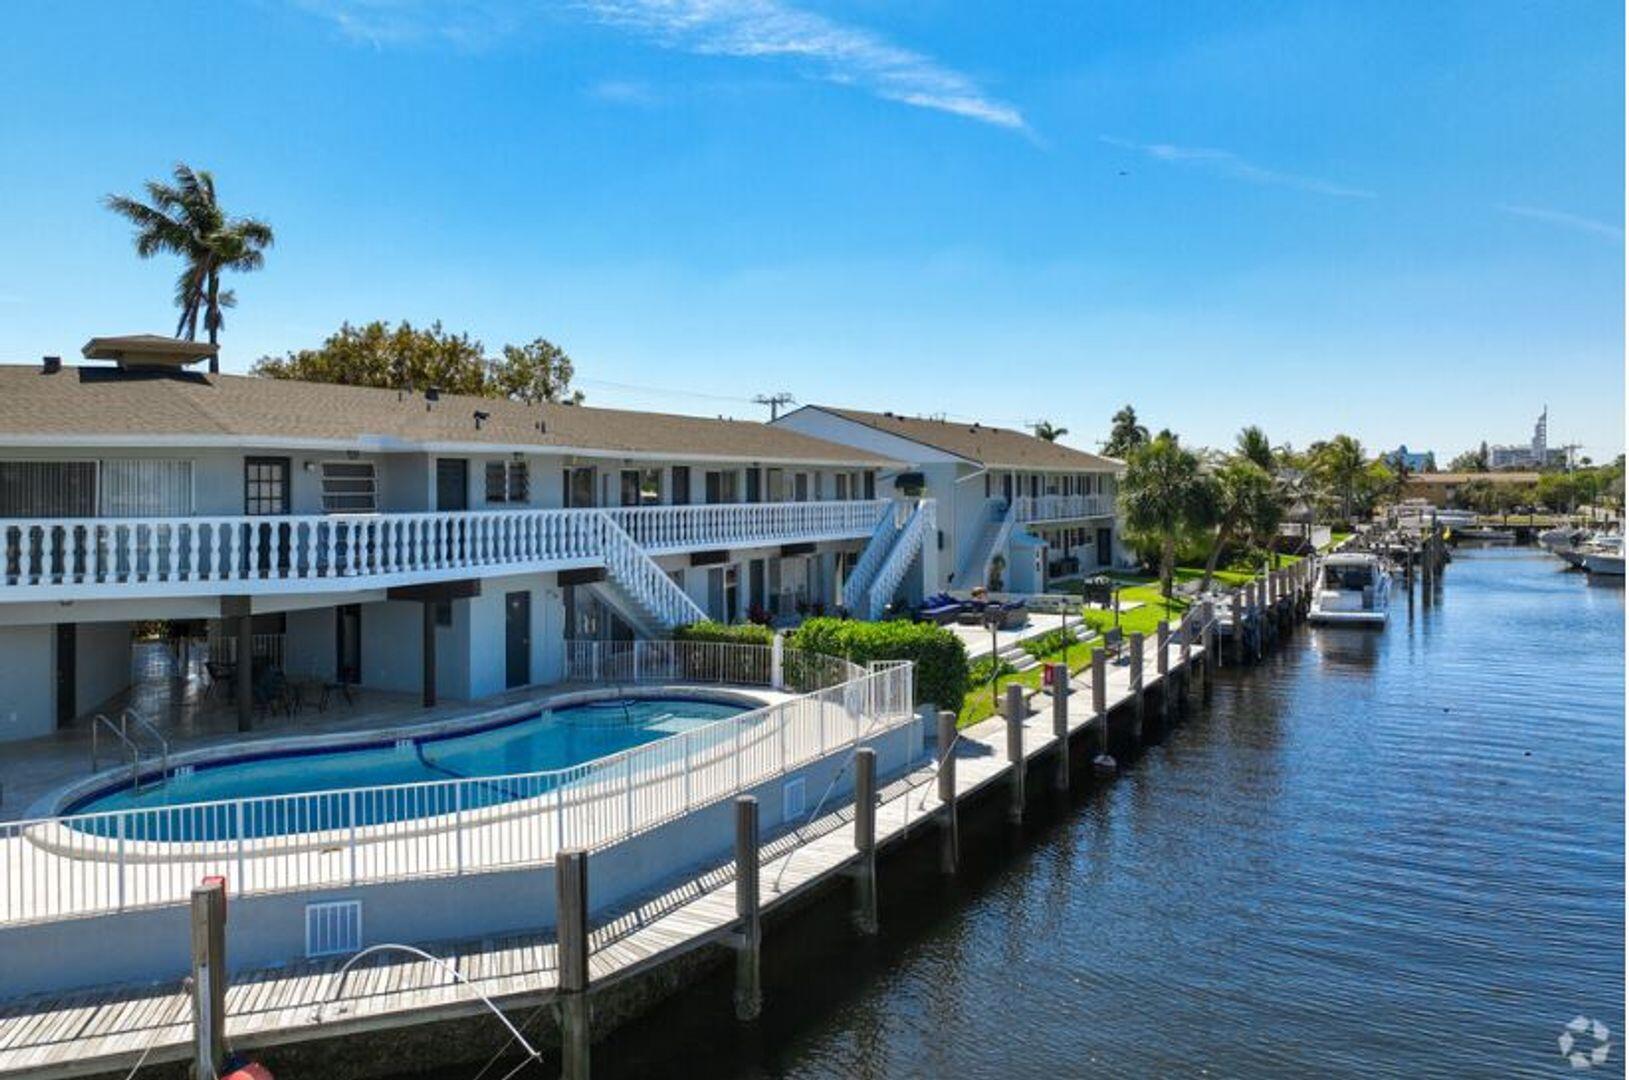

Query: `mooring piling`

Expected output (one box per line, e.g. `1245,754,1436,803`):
1128,631,1145,743
1049,663,1070,792
851,749,878,936
937,710,959,874
556,849,592,1079
188,878,227,1080
731,797,762,1021
1004,684,1025,823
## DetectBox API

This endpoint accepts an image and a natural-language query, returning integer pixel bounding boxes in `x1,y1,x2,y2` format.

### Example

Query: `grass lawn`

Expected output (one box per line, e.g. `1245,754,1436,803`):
959,555,1303,727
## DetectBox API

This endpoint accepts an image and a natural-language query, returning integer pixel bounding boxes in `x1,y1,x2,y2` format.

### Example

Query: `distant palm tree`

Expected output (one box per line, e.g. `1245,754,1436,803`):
1119,433,1211,603
106,164,273,369
1313,434,1368,522
1032,420,1068,442
1197,459,1274,593
1235,425,1275,471
1102,405,1150,458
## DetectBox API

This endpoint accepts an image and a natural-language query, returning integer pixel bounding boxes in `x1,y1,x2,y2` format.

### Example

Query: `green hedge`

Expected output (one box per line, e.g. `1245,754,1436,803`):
673,620,775,646
787,617,969,711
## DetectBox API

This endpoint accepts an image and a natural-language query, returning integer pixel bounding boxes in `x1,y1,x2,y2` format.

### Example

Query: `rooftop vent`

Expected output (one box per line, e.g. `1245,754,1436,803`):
81,335,217,372
41,356,61,374
473,409,490,430
425,386,441,402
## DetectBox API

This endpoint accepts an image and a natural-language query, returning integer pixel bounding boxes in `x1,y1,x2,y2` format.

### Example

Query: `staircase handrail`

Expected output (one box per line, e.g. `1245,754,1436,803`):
865,500,934,619
841,502,902,611
596,513,706,630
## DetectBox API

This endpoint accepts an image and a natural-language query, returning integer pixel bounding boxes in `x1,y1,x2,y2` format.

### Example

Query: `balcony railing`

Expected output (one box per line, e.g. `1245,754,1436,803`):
0,501,888,601
1012,494,1110,523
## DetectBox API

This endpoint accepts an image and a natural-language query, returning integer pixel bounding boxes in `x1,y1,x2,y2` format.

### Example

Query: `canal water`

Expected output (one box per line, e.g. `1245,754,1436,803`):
430,547,1625,1079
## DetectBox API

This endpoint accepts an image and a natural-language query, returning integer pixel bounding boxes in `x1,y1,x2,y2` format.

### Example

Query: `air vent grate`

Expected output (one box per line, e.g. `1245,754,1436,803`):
306,900,362,958
782,778,806,821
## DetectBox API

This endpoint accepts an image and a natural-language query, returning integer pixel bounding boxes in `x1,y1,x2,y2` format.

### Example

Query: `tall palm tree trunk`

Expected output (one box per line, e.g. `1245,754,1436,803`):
1199,525,1232,595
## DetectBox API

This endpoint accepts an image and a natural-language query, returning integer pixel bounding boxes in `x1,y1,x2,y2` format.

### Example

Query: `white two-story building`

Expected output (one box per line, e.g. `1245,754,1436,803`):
0,338,938,741
773,405,1125,596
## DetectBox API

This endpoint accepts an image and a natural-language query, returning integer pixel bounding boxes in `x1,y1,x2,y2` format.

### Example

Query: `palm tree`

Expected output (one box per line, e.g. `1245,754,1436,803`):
1312,434,1368,522
1102,405,1150,458
1032,420,1068,442
1118,433,1211,604
106,164,273,370
1197,459,1274,593
1235,425,1275,471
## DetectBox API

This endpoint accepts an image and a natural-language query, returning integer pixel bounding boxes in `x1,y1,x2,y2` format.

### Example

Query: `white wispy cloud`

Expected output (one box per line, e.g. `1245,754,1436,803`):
580,0,1026,132
1101,136,1377,200
1496,203,1623,242
296,0,1027,131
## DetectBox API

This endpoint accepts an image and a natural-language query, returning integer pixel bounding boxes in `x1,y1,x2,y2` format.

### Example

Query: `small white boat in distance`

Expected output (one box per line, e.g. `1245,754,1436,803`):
1583,550,1625,577
1310,553,1391,626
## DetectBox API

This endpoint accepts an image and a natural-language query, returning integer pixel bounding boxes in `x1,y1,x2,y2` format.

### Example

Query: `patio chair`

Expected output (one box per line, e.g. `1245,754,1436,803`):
252,664,295,719
203,660,235,700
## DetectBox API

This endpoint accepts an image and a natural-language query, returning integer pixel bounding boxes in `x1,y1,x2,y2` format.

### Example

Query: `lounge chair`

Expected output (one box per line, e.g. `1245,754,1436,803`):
918,593,965,624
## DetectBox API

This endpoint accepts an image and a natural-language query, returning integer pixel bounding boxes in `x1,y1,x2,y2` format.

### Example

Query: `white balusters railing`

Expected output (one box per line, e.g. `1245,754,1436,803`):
597,515,707,630
864,500,935,619
0,502,887,600
841,503,905,611
1011,494,1109,523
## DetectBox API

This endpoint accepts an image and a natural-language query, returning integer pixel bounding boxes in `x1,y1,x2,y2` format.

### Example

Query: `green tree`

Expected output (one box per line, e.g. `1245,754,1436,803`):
1031,420,1068,442
1197,459,1275,593
1447,446,1489,473
1312,434,1369,521
1235,425,1276,471
1535,472,1580,513
1119,433,1211,603
105,164,273,366
253,321,583,404
1102,405,1149,458
493,338,584,404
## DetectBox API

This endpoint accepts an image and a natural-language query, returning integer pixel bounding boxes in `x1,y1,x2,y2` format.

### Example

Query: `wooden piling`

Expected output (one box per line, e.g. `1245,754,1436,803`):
1128,631,1144,742
936,710,959,874
555,849,592,1078
851,750,878,936
1201,602,1215,701
1090,648,1107,758
189,879,227,1080
1231,591,1244,666
1155,620,1170,724
1049,663,1070,792
1004,684,1025,823
731,798,762,1020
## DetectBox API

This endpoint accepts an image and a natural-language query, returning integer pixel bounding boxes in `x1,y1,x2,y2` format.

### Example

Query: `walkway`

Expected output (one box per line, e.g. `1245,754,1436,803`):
0,627,1211,1080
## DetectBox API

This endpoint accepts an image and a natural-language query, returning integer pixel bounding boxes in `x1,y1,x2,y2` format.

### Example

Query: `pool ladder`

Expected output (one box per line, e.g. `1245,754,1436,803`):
91,707,170,792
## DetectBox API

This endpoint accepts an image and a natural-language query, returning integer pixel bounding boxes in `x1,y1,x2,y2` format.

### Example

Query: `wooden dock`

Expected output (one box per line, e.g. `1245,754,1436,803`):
0,563,1318,1080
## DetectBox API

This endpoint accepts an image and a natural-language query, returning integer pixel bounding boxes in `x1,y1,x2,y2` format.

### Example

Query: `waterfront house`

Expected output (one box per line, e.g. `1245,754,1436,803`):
0,338,931,741
771,406,1125,603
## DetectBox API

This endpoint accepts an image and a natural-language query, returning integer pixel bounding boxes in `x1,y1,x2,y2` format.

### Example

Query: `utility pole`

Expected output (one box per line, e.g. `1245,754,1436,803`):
753,392,795,421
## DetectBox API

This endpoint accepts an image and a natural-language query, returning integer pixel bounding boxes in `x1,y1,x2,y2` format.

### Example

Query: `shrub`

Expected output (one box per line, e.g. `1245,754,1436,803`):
787,617,969,711
673,620,775,646
1020,627,1076,659
968,654,1016,685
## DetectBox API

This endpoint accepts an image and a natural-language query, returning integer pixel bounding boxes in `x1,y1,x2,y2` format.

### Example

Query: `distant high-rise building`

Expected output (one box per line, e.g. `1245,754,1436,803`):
1386,445,1436,472
1489,407,1569,469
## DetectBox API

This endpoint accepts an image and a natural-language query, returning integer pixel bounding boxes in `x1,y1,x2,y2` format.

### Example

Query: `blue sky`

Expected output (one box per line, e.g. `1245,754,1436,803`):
0,1,1622,461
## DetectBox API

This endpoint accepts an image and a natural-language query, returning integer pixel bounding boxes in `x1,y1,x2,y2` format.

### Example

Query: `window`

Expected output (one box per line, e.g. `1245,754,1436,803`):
563,467,596,508
704,470,738,504
835,473,849,500
672,466,691,505
863,472,875,500
620,469,641,507
485,461,529,503
639,469,662,505
0,461,97,518
767,468,785,502
321,462,376,513
794,472,809,501
745,468,761,502
100,460,193,516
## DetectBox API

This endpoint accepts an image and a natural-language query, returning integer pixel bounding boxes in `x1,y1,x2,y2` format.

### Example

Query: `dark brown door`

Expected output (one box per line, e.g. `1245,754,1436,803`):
55,623,75,726
505,591,530,689
436,459,468,511
244,457,291,573
335,604,362,684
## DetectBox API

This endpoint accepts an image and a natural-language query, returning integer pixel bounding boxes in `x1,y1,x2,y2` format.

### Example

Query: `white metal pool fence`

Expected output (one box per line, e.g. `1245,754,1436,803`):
0,644,916,926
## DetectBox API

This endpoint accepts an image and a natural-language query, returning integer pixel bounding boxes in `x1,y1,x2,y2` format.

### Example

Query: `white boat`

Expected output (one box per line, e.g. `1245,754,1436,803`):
1310,553,1390,626
1539,526,1583,552
1456,527,1515,543
1583,550,1625,577
1559,533,1622,571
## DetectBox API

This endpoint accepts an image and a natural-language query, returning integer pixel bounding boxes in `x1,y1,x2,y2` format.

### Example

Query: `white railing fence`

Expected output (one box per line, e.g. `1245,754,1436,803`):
562,638,861,694
0,501,887,598
864,500,935,620
1012,494,1110,523
0,646,915,927
595,515,707,630
841,503,905,611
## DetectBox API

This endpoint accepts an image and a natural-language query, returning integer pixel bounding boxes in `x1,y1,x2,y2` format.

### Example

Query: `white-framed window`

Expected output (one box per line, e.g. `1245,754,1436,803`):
0,459,195,517
486,461,529,503
321,461,376,513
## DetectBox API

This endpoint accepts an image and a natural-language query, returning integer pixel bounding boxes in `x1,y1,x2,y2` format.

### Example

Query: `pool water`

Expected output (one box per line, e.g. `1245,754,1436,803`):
69,697,747,841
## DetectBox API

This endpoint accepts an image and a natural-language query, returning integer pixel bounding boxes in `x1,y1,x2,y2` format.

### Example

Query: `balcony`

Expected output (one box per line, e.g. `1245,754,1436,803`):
1012,494,1110,523
0,500,891,602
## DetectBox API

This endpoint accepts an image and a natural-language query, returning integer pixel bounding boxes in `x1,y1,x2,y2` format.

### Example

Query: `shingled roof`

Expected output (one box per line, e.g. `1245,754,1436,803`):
797,405,1122,472
0,365,895,466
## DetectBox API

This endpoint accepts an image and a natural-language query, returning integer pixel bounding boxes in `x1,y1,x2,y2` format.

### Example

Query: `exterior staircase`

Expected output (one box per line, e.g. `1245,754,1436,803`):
862,500,935,620
841,504,905,611
956,500,1016,590
592,513,706,635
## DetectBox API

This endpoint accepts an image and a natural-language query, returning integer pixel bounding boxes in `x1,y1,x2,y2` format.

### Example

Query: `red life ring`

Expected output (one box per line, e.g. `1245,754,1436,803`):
222,1062,274,1080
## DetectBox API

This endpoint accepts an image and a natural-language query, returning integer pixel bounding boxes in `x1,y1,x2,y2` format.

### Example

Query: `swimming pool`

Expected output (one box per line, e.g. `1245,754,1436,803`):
67,696,750,842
